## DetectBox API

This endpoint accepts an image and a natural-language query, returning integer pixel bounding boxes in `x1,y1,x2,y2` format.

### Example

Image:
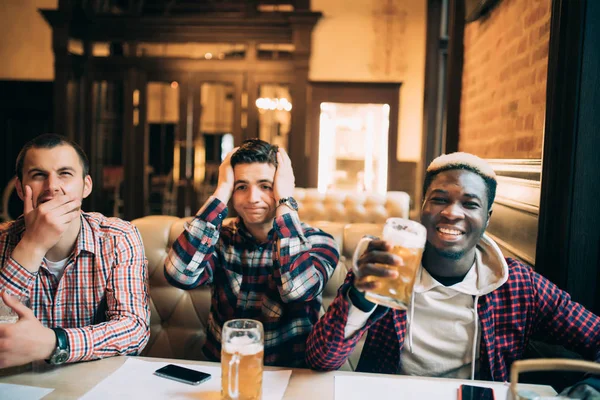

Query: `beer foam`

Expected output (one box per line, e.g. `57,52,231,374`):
224,336,264,356
383,219,427,249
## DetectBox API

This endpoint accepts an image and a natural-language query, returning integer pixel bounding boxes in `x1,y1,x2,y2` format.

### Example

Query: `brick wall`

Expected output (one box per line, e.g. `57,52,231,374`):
459,0,551,159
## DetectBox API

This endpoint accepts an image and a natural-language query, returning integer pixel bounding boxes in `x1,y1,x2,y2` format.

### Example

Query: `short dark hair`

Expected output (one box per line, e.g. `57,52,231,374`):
230,138,278,168
423,165,497,211
15,134,90,181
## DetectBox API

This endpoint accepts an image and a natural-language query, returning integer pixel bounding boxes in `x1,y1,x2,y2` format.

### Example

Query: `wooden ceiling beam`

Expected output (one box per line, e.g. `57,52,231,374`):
39,9,320,44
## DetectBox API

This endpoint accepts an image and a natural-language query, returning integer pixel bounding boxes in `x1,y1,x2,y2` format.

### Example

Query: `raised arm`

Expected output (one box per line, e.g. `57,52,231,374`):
305,271,389,370
1,190,81,293
164,198,226,289
272,216,339,303
266,148,337,302
306,240,404,370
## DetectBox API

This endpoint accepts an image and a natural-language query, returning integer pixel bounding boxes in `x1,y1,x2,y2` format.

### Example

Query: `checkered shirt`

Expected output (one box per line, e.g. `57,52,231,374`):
0,213,150,362
164,198,339,367
306,258,600,381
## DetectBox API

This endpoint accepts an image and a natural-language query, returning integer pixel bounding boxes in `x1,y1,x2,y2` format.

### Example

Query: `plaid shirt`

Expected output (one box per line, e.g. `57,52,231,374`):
0,213,150,362
164,198,339,367
306,258,600,381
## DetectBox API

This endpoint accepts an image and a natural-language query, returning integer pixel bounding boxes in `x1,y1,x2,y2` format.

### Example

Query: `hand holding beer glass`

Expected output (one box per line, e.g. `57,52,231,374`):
352,218,427,310
0,295,30,324
221,319,264,400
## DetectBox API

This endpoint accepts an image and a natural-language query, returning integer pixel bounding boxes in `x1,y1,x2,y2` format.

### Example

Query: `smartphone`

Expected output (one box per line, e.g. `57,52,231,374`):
458,384,495,400
154,364,212,385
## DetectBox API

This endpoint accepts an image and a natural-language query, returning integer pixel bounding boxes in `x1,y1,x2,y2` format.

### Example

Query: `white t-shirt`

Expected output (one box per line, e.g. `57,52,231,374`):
400,265,481,378
44,257,69,281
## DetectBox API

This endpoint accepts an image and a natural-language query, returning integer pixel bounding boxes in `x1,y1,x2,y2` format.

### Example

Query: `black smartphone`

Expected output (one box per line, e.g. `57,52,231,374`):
458,384,496,400
154,364,212,386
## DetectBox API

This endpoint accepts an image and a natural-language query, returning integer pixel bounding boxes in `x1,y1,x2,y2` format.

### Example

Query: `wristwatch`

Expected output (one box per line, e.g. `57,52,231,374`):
278,197,299,212
47,327,70,365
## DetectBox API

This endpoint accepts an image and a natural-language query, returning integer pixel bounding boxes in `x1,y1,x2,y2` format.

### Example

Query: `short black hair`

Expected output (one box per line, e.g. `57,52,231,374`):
230,138,278,168
15,134,90,181
423,165,497,211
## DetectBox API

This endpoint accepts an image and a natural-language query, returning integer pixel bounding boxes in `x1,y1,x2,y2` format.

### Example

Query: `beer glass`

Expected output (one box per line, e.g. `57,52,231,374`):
352,218,427,310
221,319,264,400
0,295,30,324
0,295,32,376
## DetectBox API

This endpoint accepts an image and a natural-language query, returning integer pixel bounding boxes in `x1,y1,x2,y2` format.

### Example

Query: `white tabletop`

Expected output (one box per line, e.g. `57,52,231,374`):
0,356,557,399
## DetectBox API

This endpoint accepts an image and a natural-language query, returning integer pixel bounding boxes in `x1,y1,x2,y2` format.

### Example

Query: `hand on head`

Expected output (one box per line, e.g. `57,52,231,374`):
214,147,239,204
21,184,82,255
0,292,56,368
354,240,404,292
273,148,295,203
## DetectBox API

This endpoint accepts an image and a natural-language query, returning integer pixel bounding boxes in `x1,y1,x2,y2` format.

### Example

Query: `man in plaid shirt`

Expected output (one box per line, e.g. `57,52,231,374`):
165,139,339,367
306,152,599,382
0,134,150,368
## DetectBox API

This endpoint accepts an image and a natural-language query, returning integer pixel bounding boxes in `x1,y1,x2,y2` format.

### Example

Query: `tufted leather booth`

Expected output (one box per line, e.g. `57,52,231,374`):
131,188,410,365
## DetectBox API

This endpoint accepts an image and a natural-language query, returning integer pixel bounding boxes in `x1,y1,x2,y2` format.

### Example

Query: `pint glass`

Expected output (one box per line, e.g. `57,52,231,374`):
0,295,33,376
0,295,30,324
221,319,264,400
352,218,427,310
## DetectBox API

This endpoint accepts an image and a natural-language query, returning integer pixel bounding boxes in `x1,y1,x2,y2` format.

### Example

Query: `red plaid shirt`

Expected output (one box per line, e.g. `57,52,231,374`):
306,258,600,381
0,213,150,362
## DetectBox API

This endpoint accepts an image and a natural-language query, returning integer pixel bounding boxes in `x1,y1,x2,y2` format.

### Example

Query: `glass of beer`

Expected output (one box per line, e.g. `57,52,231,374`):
0,295,33,376
352,218,427,310
0,295,30,324
221,319,264,400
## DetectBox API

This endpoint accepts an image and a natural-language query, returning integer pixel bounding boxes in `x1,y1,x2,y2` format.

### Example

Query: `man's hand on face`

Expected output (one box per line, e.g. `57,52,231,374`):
354,240,403,292
0,293,56,368
21,186,81,254
273,148,296,203
213,147,239,204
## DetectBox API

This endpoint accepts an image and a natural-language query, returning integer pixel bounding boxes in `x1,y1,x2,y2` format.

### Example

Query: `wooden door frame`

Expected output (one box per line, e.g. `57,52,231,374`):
307,82,402,191
41,7,321,213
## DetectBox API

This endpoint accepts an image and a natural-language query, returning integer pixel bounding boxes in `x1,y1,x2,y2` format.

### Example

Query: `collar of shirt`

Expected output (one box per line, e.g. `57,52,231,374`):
414,252,480,296
234,217,277,245
9,213,97,275
12,213,99,258
74,213,98,257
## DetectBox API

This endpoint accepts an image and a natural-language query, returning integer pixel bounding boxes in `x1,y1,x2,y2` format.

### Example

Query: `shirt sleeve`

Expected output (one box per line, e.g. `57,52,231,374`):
529,265,600,363
345,289,377,339
65,225,150,362
305,271,389,371
0,231,38,298
272,213,340,303
0,259,37,298
163,197,226,289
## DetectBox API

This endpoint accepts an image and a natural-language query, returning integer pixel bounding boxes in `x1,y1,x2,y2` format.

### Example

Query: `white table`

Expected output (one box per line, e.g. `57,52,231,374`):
0,356,557,399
